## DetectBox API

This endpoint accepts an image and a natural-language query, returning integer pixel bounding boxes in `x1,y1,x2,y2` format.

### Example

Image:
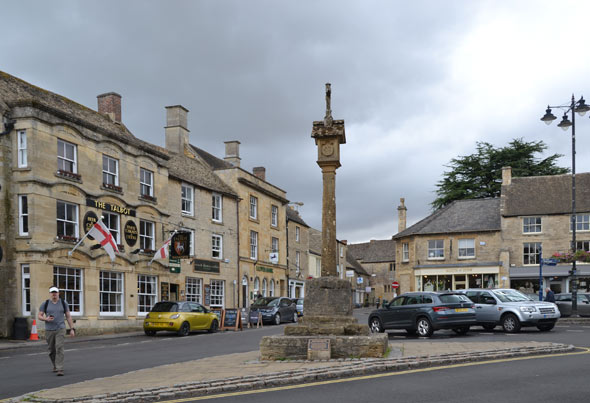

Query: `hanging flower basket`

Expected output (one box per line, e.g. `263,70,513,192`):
552,250,590,263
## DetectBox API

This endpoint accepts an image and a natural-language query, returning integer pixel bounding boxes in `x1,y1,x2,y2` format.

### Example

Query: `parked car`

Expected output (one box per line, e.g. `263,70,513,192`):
143,301,219,336
293,298,304,317
459,288,560,332
368,292,476,337
251,296,298,325
554,293,590,317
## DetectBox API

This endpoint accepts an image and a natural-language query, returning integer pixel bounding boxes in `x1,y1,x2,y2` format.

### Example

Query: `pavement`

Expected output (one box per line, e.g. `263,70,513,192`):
3,316,588,402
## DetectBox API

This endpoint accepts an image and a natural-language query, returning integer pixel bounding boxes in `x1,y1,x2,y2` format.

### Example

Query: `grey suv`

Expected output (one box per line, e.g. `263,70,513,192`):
460,288,560,332
368,292,476,337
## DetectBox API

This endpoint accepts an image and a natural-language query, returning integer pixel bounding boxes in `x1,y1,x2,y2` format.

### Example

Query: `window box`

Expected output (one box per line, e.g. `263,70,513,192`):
140,249,155,255
56,235,79,243
56,170,82,181
139,194,157,203
103,183,123,193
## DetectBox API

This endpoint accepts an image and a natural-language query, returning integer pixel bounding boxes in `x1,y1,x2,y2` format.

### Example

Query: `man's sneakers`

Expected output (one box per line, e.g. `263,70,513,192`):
56,370,64,376
52,367,58,373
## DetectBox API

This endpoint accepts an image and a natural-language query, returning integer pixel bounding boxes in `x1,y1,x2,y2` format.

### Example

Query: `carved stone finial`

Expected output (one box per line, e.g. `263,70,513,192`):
324,83,333,127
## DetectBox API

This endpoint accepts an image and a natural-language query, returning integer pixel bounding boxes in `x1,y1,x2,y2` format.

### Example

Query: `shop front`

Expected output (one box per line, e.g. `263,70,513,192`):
509,264,590,294
414,265,504,292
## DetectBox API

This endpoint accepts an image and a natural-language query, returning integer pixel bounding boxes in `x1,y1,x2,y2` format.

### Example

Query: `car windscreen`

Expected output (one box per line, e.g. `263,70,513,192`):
150,302,179,312
439,294,470,303
252,297,279,307
492,289,529,302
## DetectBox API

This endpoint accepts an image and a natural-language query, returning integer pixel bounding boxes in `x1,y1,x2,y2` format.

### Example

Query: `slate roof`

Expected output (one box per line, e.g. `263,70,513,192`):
308,228,322,255
191,145,234,170
348,239,396,263
286,206,309,227
0,71,169,160
502,173,590,216
167,153,238,198
346,251,369,276
393,198,501,239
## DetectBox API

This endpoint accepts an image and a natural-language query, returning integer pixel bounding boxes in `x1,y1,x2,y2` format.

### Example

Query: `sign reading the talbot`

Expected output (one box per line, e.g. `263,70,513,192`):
86,198,136,216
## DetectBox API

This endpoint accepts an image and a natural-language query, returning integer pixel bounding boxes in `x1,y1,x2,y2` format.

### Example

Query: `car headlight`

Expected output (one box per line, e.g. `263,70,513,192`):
519,306,537,313
170,314,180,319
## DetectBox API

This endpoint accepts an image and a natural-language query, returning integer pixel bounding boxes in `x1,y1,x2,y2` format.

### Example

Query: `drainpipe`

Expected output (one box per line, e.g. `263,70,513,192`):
0,117,15,137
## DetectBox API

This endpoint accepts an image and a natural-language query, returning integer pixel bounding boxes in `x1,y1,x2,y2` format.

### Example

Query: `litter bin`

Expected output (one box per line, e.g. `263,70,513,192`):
13,317,29,340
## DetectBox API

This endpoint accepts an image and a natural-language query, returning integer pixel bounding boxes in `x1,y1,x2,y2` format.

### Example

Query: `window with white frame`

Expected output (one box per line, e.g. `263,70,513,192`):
137,275,157,314
212,234,223,259
17,130,27,168
100,271,123,315
57,139,77,173
102,155,119,186
140,168,153,197
577,241,590,252
402,243,409,262
56,201,78,239
270,279,275,297
212,193,222,222
262,278,268,297
523,216,542,233
185,228,195,256
22,264,30,316
271,237,279,253
249,195,258,219
271,205,278,227
316,257,321,277
340,245,343,257
139,220,155,251
572,214,590,232
53,266,82,314
18,195,29,236
103,212,120,244
295,226,300,242
254,277,260,295
523,242,541,265
296,251,301,274
250,230,258,259
210,279,224,307
458,238,475,258
186,277,202,303
181,183,194,215
427,239,444,259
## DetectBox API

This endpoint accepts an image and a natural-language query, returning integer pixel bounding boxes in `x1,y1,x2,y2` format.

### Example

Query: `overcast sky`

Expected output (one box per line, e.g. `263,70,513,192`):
3,1,590,244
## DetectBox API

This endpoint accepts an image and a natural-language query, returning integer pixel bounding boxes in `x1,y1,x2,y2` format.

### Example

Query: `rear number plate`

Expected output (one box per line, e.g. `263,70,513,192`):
455,308,468,312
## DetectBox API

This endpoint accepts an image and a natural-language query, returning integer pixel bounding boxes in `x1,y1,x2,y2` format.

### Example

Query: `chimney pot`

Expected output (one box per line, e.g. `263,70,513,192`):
397,197,407,233
97,92,122,122
502,166,512,186
253,166,266,181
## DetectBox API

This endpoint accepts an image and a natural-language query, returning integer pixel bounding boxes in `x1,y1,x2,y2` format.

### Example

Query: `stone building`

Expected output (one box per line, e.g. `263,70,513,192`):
192,142,289,308
501,167,590,294
348,239,396,304
286,206,309,298
308,227,322,279
392,198,505,293
344,250,370,306
0,72,239,337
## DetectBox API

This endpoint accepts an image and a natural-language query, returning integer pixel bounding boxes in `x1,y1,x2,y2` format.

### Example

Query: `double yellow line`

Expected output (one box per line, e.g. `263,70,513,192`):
160,347,590,402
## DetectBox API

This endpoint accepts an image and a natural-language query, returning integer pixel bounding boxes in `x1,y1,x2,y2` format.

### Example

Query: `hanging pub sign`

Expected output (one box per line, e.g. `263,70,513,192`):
170,231,191,259
124,220,138,247
83,211,98,239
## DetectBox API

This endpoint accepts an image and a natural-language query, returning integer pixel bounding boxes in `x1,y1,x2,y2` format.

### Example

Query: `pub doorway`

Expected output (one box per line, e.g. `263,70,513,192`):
169,283,179,301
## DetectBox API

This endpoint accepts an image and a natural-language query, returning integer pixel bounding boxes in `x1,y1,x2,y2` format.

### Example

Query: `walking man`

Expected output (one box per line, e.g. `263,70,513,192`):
38,286,75,376
544,286,556,303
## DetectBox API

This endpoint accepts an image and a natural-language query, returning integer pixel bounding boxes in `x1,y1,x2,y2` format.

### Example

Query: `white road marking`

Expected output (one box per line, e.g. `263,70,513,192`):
566,330,584,332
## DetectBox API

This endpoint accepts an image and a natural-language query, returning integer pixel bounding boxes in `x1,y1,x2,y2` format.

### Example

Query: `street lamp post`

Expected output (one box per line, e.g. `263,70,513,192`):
541,94,590,317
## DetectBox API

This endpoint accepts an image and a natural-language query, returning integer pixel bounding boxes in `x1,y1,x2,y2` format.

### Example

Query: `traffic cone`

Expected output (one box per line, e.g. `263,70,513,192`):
29,319,39,341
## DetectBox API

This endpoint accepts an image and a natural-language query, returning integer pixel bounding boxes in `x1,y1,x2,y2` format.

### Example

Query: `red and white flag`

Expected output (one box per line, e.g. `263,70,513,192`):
149,231,177,265
88,219,119,262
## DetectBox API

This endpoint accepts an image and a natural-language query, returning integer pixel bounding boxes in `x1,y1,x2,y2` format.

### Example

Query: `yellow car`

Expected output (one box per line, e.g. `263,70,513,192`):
143,301,219,336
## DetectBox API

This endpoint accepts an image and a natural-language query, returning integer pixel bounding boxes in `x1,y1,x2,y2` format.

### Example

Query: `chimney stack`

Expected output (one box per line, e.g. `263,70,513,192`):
97,92,122,122
165,105,190,154
502,166,512,186
224,141,241,167
397,198,407,233
253,167,266,181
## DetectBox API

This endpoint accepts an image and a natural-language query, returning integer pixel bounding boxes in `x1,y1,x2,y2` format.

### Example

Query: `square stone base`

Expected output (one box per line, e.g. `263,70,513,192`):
260,334,388,361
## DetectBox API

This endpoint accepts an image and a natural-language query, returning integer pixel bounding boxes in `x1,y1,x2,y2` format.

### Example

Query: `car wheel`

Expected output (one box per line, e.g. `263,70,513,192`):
144,330,156,336
501,313,521,333
482,324,496,331
416,317,433,337
537,324,554,332
293,313,298,323
178,321,191,337
369,317,384,333
274,313,281,325
208,319,218,333
452,326,470,335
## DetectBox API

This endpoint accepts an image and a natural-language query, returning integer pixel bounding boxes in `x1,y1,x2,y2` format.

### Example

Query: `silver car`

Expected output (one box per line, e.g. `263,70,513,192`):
460,288,560,332
554,293,590,317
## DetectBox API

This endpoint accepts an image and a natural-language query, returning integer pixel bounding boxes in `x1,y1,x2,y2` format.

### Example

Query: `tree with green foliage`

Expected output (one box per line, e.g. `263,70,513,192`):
431,138,569,210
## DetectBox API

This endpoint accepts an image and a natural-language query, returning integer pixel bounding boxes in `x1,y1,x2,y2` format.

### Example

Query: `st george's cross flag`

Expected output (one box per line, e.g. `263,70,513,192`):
149,232,176,265
87,219,119,262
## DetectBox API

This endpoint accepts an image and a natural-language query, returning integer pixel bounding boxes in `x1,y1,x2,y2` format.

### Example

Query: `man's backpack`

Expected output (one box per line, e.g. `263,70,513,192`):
43,298,67,314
